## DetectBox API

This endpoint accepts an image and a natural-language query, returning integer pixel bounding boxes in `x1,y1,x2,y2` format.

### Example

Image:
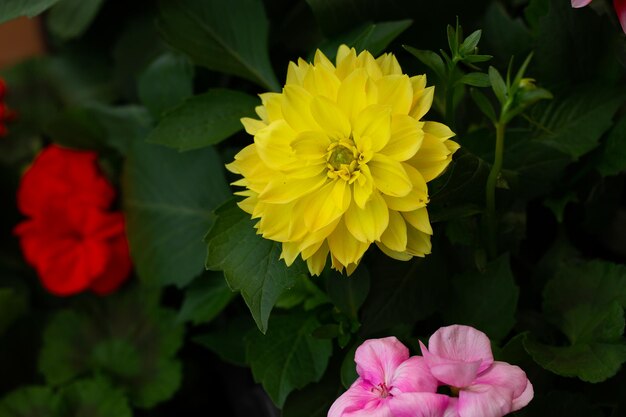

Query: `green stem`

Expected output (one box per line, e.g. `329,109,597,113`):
485,121,506,258
445,85,455,130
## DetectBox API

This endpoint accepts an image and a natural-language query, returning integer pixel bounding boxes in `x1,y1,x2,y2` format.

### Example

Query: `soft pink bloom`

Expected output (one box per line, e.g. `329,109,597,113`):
328,337,448,417
572,0,626,33
419,326,533,417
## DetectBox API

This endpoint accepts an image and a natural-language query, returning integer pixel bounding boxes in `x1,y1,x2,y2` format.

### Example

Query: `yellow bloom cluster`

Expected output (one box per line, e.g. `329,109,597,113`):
227,45,459,275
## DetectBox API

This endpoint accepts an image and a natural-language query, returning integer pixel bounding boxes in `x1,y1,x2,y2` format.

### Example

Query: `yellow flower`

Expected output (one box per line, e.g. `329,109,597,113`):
227,45,459,276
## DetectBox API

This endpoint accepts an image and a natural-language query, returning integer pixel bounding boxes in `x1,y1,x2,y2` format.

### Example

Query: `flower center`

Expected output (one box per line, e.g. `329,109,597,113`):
326,139,361,183
372,383,392,399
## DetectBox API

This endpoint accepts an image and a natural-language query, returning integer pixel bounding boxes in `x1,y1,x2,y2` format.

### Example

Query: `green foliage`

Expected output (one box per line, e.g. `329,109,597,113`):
596,116,626,177
0,387,57,417
246,313,332,407
443,254,519,341
194,317,255,367
123,139,230,287
0,0,60,24
138,53,194,119
38,288,184,408
205,200,309,333
56,378,133,417
156,0,279,91
146,89,258,151
47,0,104,40
177,272,235,325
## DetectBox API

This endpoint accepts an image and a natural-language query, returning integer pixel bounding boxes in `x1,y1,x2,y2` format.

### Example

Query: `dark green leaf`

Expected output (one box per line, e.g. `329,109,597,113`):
325,267,370,319
352,20,412,56
596,116,626,177
276,275,330,311
0,287,28,336
459,30,482,56
156,0,279,91
524,337,626,383
305,0,367,36
0,387,57,417
459,72,491,87
47,0,104,40
194,316,255,367
402,46,446,82
57,378,132,417
146,89,258,151
443,254,519,340
470,88,497,122
246,313,332,407
178,272,236,325
488,66,507,104
0,0,61,24
205,200,309,333
282,366,342,417
138,53,194,119
123,139,230,287
340,345,358,389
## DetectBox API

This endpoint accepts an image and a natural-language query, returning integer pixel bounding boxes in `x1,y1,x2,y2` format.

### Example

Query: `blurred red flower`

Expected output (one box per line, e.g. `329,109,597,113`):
14,145,132,296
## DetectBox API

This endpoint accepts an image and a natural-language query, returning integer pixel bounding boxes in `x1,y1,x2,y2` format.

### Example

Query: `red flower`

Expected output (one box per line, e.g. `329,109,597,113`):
14,145,131,296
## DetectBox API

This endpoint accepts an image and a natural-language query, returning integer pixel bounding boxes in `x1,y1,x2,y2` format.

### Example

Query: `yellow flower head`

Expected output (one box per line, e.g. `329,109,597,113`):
227,45,459,276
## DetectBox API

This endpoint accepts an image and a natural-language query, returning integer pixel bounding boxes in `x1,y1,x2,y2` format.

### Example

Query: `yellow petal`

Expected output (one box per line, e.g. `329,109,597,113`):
368,154,412,197
376,241,413,261
381,115,424,161
408,122,457,182
259,174,327,204
352,164,374,208
306,241,329,276
291,131,331,161
303,65,341,100
377,53,402,76
281,85,318,132
314,49,336,72
256,202,294,242
402,207,433,235
337,68,377,124
260,92,283,121
410,75,427,91
286,59,310,86
303,180,351,232
424,121,455,139
280,241,301,266
410,86,434,120
383,163,429,211
327,219,370,268
254,120,298,170
380,210,407,252
353,104,391,153
356,50,383,80
344,191,389,242
377,75,413,115
406,225,432,257
237,195,258,214
241,117,266,135
336,45,358,80
299,217,340,254
310,96,351,139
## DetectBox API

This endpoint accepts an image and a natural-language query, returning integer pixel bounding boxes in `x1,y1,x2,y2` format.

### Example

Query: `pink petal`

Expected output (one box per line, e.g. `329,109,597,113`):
457,384,513,417
443,398,460,417
420,341,481,388
571,0,593,7
388,393,450,417
615,0,626,33
427,326,494,374
512,379,534,412
355,337,410,386
344,403,394,417
473,362,531,403
390,356,438,394
328,379,382,417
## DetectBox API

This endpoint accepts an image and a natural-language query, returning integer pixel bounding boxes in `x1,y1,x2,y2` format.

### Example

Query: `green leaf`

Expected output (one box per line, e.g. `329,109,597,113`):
523,337,626,383
443,254,519,341
57,378,132,417
123,139,230,287
0,387,57,417
470,88,497,122
205,200,309,333
459,29,482,56
156,0,279,91
340,345,359,389
596,116,626,177
138,53,194,119
282,366,342,417
194,316,255,367
325,267,370,319
38,287,184,408
403,46,446,82
177,272,236,325
47,0,104,40
146,89,258,151
0,0,61,24
352,20,412,56
276,275,330,311
0,287,28,336
246,313,332,407
459,72,491,88
488,66,507,104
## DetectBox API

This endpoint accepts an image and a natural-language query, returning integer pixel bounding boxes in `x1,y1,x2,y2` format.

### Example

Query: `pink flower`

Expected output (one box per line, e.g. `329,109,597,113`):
572,0,626,33
328,337,449,417
419,326,533,417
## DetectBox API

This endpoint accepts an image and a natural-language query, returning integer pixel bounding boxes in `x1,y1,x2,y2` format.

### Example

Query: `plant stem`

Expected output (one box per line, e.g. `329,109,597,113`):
445,86,455,130
485,121,506,258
